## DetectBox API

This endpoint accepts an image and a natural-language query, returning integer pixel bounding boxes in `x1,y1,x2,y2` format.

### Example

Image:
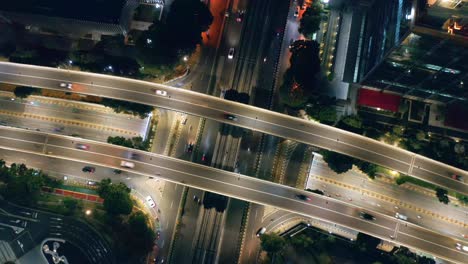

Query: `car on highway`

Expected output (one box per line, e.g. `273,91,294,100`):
75,143,90,150
236,10,245,22
395,213,408,221
130,153,140,160
228,48,235,59
224,113,238,121
360,212,376,221
59,83,73,89
155,90,167,96
295,194,311,201
120,161,135,169
288,38,295,49
146,196,156,208
456,243,468,252
256,227,266,237
82,166,95,173
452,174,464,182
294,8,299,17
186,143,194,153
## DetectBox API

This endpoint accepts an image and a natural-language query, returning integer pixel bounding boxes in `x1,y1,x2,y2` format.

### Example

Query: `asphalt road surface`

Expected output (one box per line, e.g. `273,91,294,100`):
0,127,467,264
0,62,465,195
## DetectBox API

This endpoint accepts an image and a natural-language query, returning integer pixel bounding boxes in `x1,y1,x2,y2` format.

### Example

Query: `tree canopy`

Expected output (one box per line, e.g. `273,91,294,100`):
321,150,355,174
136,0,213,69
299,2,323,38
260,233,287,255
14,86,37,98
98,179,133,215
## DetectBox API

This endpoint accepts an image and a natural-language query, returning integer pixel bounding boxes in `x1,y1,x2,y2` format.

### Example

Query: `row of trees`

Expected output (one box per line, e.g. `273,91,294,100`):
96,178,155,260
101,98,154,119
136,0,213,74
0,160,61,206
107,136,150,151
260,230,435,264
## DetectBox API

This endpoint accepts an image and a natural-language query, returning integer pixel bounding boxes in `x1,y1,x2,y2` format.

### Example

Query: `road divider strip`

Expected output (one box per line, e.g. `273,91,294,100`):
314,175,467,228
0,109,139,136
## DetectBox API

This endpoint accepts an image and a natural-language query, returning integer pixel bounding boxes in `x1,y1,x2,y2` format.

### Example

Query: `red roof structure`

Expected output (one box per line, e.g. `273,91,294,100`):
357,88,401,112
445,103,468,130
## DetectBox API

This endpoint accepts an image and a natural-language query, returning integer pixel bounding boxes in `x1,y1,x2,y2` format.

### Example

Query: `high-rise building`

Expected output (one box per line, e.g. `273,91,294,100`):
358,0,468,103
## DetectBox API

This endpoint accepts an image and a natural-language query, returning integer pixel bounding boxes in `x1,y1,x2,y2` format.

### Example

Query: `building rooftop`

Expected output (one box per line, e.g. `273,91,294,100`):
357,88,402,112
0,0,127,24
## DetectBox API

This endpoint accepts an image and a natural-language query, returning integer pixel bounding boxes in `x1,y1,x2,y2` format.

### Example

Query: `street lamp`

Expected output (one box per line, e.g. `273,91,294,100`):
85,209,92,216
183,55,189,62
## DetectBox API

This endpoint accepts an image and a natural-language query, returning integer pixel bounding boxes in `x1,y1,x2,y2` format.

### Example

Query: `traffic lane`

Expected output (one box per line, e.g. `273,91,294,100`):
411,165,465,194
0,135,44,153
400,222,467,254
1,65,465,188
1,149,466,263
414,156,467,182
397,229,467,263
0,131,445,235
0,126,47,143
0,65,411,167
9,141,400,233
316,179,468,239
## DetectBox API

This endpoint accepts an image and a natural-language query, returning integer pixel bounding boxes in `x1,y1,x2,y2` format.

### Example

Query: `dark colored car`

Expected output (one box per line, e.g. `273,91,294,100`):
236,10,245,22
187,143,194,153
295,194,311,201
82,166,95,173
224,114,238,121
360,212,376,221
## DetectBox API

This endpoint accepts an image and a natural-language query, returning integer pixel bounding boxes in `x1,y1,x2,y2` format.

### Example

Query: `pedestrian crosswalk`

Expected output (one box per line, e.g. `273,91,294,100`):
0,241,16,263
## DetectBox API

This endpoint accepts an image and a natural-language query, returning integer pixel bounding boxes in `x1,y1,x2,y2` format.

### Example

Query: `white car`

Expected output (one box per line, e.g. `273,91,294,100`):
256,227,266,237
146,196,156,208
456,243,468,252
60,83,73,89
155,90,167,96
228,48,235,59
120,161,135,168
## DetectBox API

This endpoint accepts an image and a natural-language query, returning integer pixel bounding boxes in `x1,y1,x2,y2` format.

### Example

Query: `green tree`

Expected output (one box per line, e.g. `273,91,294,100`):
435,188,449,204
289,40,321,89
260,233,286,256
98,178,133,215
126,211,155,255
299,2,323,38
355,160,378,179
290,234,313,251
101,182,133,216
321,150,355,174
14,86,37,98
136,0,213,69
63,197,81,215
101,98,153,118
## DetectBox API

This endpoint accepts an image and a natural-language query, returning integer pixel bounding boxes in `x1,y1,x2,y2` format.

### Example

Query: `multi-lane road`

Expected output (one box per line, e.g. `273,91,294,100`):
0,61,466,195
0,127,467,263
